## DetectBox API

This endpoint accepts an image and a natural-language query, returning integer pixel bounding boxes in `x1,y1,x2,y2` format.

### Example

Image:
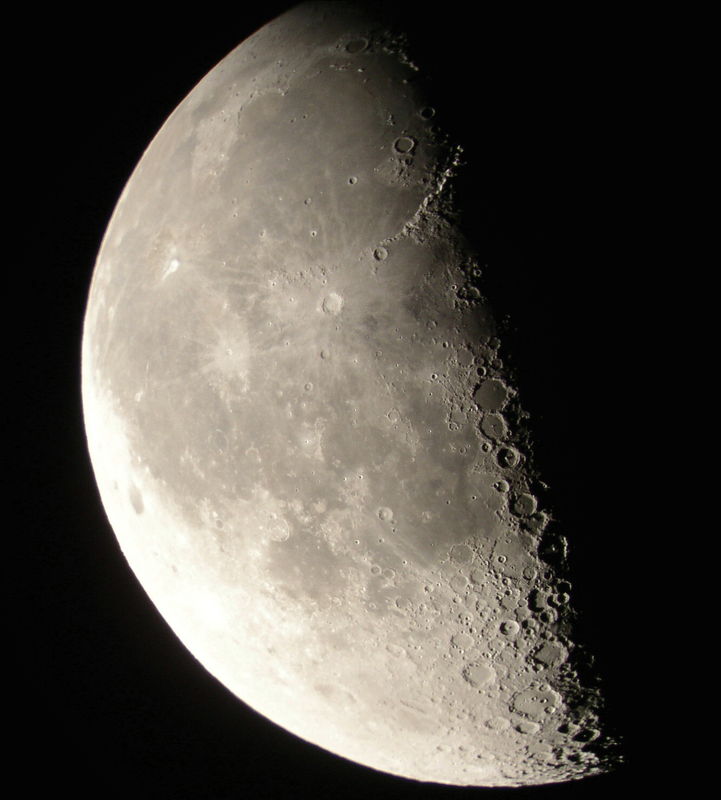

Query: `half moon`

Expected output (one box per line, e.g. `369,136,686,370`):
82,1,621,787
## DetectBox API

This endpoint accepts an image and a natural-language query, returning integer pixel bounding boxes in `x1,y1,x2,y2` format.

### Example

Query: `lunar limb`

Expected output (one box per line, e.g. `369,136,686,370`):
82,1,621,786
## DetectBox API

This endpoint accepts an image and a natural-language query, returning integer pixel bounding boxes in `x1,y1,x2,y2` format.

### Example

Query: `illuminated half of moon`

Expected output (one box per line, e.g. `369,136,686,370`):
82,1,620,787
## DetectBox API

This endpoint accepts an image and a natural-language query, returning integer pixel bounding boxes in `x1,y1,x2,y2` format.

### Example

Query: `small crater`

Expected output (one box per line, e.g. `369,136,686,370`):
469,567,485,584
573,727,600,743
511,493,538,517
480,412,507,441
552,591,571,606
516,720,540,735
450,544,472,563
525,511,549,535
451,632,474,650
511,686,561,721
373,246,388,261
128,484,144,515
462,661,495,688
457,284,481,302
538,533,567,566
473,378,510,411
393,135,416,154
345,38,368,54
533,641,567,668
322,293,344,315
497,447,520,468
529,589,547,611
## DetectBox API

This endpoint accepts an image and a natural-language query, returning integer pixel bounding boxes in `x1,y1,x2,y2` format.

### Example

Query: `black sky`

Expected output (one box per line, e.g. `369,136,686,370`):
16,3,645,798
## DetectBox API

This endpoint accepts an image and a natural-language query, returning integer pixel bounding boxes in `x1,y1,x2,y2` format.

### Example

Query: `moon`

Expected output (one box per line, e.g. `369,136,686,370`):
82,0,621,787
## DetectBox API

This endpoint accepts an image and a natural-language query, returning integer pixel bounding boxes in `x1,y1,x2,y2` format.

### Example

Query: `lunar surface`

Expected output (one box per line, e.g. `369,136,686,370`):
82,1,621,787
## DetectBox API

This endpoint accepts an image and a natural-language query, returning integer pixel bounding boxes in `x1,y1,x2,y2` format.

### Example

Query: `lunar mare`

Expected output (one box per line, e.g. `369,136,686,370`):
82,1,619,787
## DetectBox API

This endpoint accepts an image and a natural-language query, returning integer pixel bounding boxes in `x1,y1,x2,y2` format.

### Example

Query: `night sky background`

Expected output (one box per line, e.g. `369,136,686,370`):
16,2,648,797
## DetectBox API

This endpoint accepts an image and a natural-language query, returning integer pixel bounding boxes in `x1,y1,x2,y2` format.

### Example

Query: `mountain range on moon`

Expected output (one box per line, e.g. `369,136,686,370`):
80,1,628,788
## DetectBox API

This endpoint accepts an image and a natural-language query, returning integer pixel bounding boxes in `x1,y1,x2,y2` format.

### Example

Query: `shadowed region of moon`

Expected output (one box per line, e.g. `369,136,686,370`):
82,0,622,787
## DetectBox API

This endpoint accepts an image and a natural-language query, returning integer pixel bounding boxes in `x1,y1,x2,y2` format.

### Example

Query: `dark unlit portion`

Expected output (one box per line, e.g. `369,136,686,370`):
82,1,619,786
